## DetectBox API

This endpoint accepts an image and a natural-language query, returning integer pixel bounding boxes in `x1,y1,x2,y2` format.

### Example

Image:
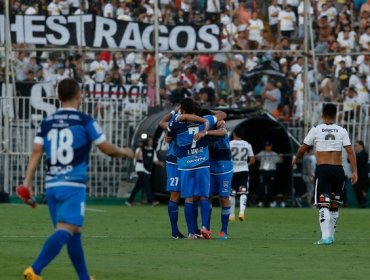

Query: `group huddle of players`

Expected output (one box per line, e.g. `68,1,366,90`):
160,98,255,240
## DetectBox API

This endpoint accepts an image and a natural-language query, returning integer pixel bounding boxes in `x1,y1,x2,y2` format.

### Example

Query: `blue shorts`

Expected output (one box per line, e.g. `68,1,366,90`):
180,168,210,198
166,162,181,192
46,186,86,227
210,171,233,197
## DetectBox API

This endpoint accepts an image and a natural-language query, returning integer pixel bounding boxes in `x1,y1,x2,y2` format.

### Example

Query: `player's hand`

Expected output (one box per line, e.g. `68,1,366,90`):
121,147,134,159
16,184,37,208
351,171,358,185
165,136,172,143
204,120,209,131
194,131,207,141
291,158,297,167
217,120,225,128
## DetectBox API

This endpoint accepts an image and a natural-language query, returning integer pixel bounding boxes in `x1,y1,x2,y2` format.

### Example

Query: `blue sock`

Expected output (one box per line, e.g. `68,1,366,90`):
192,200,199,232
168,200,179,235
67,233,90,280
207,206,213,230
221,206,231,234
200,199,210,229
32,229,72,275
184,202,194,235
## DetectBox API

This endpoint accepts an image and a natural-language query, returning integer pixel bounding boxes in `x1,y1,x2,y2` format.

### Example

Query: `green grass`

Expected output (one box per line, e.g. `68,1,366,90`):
1,204,370,280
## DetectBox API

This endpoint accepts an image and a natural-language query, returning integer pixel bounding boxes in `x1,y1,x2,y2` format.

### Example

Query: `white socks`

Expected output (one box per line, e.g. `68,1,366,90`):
319,207,331,239
239,194,247,215
229,196,235,218
329,210,339,238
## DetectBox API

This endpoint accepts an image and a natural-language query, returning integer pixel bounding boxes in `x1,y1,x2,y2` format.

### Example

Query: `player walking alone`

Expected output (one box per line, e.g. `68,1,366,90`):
293,103,357,245
22,78,133,279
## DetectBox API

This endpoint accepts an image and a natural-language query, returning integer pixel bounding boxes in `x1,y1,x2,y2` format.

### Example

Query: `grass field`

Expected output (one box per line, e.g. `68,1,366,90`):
1,204,370,280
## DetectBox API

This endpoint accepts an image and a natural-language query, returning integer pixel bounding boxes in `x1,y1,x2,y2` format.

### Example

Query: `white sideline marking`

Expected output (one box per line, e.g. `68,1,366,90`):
85,207,106,213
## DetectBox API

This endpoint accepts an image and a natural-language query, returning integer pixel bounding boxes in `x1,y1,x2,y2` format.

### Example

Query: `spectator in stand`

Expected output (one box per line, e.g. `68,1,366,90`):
354,74,370,104
261,80,281,113
168,81,192,105
47,0,62,15
248,11,264,49
278,4,296,39
90,53,109,83
268,0,282,42
297,0,313,39
315,15,331,53
359,26,370,49
165,68,180,93
74,1,87,14
360,0,370,16
342,86,359,121
320,73,335,101
211,39,231,94
337,60,351,94
103,0,115,18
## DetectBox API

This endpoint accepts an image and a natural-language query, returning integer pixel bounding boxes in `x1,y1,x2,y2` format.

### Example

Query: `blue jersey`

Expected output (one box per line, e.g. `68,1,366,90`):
208,134,233,174
169,115,216,170
166,114,179,164
34,108,105,189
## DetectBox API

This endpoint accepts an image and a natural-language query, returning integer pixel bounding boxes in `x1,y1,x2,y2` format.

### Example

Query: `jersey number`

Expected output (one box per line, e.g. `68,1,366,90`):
231,147,248,161
47,128,74,165
188,127,199,148
170,177,179,186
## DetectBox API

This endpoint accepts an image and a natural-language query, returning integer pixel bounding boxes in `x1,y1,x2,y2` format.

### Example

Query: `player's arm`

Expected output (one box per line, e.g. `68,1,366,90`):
345,145,358,184
194,127,227,141
248,155,256,166
97,141,134,158
23,143,44,190
177,114,210,131
210,110,227,121
292,144,310,166
159,111,174,130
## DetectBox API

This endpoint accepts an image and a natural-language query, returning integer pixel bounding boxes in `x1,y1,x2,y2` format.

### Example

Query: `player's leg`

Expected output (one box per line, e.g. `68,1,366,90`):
127,172,145,204
328,166,346,241
196,168,212,239
238,171,249,221
229,174,238,221
166,164,184,238
208,174,219,230
29,188,80,276
180,170,196,238
218,172,232,239
314,166,333,245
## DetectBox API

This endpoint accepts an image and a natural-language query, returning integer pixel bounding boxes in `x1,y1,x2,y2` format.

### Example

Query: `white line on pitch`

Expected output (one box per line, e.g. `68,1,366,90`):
85,207,106,213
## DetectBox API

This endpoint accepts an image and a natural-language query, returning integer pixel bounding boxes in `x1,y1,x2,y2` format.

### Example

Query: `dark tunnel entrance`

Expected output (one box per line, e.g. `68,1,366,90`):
132,109,301,204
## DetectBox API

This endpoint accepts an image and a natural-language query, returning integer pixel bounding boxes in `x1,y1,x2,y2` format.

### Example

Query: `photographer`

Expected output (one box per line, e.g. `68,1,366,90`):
125,134,164,206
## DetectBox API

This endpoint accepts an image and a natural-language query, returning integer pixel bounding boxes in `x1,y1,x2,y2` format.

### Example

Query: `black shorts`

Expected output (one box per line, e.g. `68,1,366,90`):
231,171,249,191
314,165,345,205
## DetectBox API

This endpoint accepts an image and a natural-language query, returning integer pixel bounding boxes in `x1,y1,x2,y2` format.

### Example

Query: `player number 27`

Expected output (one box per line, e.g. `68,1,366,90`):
170,177,179,186
47,128,74,165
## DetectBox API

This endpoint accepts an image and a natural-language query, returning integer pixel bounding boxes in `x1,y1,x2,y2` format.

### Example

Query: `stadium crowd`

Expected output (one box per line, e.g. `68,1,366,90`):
0,0,370,122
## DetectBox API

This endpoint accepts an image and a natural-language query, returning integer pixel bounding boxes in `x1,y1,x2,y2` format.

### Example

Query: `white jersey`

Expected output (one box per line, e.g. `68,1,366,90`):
303,123,351,152
230,139,254,173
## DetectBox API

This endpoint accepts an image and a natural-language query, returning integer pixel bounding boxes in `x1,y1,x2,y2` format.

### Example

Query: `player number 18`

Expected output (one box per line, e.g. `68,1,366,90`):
47,128,74,165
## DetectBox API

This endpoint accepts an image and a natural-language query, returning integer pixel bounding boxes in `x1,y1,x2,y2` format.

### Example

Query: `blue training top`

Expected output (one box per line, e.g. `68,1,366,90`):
34,108,106,189
169,114,216,170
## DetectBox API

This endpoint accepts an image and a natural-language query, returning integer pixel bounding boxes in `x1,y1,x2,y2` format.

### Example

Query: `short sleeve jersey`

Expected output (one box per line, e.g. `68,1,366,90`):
303,123,351,151
230,139,254,173
34,108,106,188
208,132,233,174
168,115,217,170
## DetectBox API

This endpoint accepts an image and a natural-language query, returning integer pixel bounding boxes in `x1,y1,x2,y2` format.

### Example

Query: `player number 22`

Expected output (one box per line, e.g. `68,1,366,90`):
47,128,74,165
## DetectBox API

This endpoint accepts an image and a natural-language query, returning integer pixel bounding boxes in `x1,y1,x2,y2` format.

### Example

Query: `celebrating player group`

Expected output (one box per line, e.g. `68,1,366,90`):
160,98,254,240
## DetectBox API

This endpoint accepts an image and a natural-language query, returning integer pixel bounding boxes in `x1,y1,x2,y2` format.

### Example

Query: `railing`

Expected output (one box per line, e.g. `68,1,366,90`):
0,84,147,197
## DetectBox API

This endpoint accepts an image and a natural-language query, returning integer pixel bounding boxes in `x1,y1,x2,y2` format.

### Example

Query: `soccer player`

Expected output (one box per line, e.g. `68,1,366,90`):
168,98,225,239
159,108,211,239
293,103,357,245
195,118,233,240
229,127,255,221
22,78,133,280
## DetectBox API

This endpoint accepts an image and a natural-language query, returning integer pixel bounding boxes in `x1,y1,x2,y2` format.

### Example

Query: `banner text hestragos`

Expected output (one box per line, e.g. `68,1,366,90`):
0,15,221,51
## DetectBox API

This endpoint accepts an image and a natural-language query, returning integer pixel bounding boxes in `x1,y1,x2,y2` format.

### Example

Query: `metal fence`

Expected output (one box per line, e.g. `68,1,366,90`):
0,83,147,197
